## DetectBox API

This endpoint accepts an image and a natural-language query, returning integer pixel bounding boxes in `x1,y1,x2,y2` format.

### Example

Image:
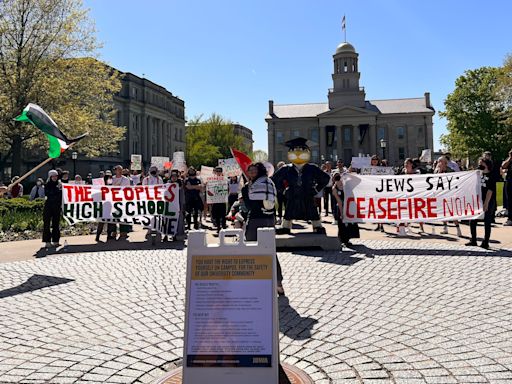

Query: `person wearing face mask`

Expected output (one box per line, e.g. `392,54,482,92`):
42,170,62,248
332,172,359,249
60,170,70,184
30,178,45,200
112,165,132,240
466,158,496,249
184,167,203,230
143,166,163,186
502,149,512,226
96,171,115,242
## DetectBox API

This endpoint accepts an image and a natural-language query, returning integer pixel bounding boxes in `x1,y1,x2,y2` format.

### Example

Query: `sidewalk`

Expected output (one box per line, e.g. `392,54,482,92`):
0,217,510,264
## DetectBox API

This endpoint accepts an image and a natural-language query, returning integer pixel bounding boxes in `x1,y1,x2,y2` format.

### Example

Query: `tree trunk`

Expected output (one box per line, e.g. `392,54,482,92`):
11,135,23,176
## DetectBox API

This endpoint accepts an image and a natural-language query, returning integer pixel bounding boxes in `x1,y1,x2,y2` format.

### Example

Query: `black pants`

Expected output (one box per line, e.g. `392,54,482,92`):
228,194,238,212
42,202,61,243
506,180,512,219
277,193,285,219
470,200,495,244
211,203,227,231
245,216,283,284
323,187,332,215
186,200,202,229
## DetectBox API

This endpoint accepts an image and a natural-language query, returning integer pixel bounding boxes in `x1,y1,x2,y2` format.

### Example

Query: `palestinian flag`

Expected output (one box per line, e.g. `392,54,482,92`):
230,147,252,176
14,103,87,158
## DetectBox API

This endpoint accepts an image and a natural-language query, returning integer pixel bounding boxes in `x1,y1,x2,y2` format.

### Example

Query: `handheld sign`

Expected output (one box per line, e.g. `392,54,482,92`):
131,154,142,170
183,228,279,384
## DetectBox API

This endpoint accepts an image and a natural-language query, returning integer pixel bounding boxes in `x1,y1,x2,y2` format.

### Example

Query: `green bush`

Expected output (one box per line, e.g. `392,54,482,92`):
0,198,45,232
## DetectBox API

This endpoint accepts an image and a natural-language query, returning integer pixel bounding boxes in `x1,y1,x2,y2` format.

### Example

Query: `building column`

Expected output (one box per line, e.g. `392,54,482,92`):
352,125,359,156
369,124,377,156
319,126,326,162
336,126,343,160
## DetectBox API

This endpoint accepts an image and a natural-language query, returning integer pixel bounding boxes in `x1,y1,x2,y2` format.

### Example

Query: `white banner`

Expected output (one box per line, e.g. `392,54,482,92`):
342,171,483,223
61,183,181,234
218,158,242,177
206,177,228,204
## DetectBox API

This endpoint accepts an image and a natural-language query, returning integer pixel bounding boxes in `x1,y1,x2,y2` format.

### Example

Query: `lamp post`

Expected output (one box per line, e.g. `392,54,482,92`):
72,151,78,177
380,139,387,160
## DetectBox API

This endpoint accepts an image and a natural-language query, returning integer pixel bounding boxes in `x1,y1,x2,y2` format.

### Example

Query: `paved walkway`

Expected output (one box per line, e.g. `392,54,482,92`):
0,233,511,383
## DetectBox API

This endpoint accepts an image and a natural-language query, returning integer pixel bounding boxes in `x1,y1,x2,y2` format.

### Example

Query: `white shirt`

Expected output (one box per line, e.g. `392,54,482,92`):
112,175,131,186
448,160,460,172
142,175,163,186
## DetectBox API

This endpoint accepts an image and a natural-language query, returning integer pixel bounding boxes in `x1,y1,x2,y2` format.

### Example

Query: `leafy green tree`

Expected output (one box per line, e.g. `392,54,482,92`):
0,0,125,176
185,114,249,167
440,66,512,162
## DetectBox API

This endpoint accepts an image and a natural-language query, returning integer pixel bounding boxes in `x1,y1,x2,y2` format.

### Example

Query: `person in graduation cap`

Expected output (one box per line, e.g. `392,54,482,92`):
271,137,331,234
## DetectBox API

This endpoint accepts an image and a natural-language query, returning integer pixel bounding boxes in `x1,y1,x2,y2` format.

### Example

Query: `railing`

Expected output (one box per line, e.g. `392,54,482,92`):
328,87,365,93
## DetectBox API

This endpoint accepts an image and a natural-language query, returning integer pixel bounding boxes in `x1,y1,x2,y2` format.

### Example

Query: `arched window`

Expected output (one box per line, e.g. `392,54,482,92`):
344,61,348,72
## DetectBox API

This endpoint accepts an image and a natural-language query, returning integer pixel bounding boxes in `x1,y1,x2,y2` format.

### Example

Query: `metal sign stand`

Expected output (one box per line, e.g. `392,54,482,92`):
183,228,279,384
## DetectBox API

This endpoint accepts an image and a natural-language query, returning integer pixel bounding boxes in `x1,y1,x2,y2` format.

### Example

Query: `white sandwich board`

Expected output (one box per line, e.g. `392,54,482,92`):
183,228,279,384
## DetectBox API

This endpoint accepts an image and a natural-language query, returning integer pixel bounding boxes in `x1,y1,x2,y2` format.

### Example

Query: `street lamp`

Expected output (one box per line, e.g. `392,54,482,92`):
380,139,387,160
72,151,78,177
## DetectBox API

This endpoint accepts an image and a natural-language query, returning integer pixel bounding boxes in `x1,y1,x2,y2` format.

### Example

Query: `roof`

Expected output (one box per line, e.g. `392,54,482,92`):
267,98,434,119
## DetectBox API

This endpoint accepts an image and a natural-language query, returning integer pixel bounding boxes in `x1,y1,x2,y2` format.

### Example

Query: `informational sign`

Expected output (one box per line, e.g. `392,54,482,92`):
420,149,432,163
151,156,169,171
172,151,187,172
131,154,142,170
342,171,483,223
360,166,395,176
61,183,181,234
206,177,228,204
351,156,371,169
218,158,242,177
92,178,104,186
183,229,279,384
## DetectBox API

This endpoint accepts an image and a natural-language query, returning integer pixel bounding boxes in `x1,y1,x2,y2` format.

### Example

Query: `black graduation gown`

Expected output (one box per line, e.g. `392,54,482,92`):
271,163,330,221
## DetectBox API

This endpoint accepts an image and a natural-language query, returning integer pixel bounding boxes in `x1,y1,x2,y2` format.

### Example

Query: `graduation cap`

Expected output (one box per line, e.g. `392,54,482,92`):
284,137,310,150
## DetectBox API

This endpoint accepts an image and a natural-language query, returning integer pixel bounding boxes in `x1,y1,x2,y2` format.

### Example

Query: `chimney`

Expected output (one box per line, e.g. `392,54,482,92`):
424,92,431,108
268,100,274,115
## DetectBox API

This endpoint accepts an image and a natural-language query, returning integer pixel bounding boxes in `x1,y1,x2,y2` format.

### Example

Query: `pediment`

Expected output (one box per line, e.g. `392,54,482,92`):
317,105,377,117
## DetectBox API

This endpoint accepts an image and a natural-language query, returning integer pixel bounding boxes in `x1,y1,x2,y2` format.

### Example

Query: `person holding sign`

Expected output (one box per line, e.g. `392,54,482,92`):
42,170,62,248
185,167,203,230
435,156,462,237
466,158,496,249
210,167,228,234
242,162,285,295
112,165,132,240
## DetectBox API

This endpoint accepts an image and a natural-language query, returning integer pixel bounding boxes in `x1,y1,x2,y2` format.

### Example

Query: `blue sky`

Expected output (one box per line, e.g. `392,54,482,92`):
85,0,511,152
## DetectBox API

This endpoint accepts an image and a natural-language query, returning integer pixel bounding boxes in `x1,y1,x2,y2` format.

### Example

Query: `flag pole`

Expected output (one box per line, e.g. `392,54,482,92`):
3,142,78,194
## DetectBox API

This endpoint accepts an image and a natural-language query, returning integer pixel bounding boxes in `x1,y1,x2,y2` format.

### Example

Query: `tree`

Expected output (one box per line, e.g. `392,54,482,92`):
497,54,512,128
185,114,249,167
440,66,512,162
0,0,125,176
252,149,268,162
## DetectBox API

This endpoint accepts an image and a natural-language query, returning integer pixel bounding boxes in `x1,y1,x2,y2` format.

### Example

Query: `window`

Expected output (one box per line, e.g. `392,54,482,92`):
344,127,352,142
377,127,385,141
399,147,405,160
310,127,319,143
397,126,405,140
276,131,284,144
293,129,300,138
344,61,348,72
343,149,352,163
311,149,319,164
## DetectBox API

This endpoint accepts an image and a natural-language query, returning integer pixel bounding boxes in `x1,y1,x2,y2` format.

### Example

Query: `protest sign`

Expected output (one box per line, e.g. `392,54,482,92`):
218,158,242,177
200,166,215,178
360,166,395,176
420,149,432,163
172,152,187,172
131,154,142,170
61,183,181,234
351,156,371,169
92,178,104,186
151,156,169,171
206,177,228,204
342,171,482,223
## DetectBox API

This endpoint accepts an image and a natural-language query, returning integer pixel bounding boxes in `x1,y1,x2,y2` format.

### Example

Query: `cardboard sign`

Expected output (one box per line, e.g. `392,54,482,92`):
92,178,104,186
206,177,228,204
360,166,395,176
131,154,142,170
342,171,483,223
183,229,279,384
420,149,432,163
218,158,242,177
151,156,170,171
351,156,371,169
61,183,181,234
200,166,215,178
172,152,187,172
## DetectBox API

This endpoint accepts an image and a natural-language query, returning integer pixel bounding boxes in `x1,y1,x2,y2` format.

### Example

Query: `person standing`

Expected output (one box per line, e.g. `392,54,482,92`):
241,162,284,295
8,176,23,198
112,165,131,240
42,170,62,248
323,161,333,217
501,149,512,226
210,167,228,234
466,158,496,249
228,176,240,211
184,167,203,230
143,166,163,186
29,178,45,200
275,161,286,225
332,172,360,249
436,156,462,237
60,170,70,183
